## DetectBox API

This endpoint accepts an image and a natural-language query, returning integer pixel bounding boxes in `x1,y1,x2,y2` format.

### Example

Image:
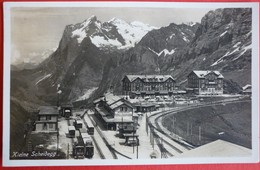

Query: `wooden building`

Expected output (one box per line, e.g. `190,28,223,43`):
94,93,136,131
135,103,157,113
187,70,224,95
122,75,176,97
35,106,59,132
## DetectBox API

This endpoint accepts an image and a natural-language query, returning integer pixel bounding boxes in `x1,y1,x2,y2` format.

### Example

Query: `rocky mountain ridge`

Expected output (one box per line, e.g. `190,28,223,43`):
95,8,252,97
11,8,252,105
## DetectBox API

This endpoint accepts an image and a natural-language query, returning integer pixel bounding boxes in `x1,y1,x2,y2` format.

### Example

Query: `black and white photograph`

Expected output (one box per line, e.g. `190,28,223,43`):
3,2,259,166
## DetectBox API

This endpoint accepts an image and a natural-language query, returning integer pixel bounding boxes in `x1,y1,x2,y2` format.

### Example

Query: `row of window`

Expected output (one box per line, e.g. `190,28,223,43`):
123,82,174,88
42,123,56,130
124,86,174,91
39,115,56,121
120,107,129,112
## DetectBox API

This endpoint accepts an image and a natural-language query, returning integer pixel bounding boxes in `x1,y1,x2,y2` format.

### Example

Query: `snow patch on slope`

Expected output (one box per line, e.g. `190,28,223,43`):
36,74,52,85
76,87,98,101
220,31,228,37
211,47,240,66
148,47,176,57
158,49,176,57
90,36,122,48
232,44,251,61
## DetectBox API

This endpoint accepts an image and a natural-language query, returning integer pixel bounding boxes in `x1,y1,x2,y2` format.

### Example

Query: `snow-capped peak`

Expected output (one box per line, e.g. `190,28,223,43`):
183,21,197,27
71,16,157,50
88,15,97,21
108,17,128,25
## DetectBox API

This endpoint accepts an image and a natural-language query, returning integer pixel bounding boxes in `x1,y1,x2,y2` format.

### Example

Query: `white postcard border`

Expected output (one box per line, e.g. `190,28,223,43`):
3,1,259,167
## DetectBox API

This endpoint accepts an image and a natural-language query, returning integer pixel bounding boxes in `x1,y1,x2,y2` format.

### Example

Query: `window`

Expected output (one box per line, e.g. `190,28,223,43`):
49,124,53,129
46,115,51,120
43,123,47,130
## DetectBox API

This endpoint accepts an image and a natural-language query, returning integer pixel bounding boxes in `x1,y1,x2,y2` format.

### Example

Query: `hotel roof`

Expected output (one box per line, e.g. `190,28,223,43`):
192,70,224,79
125,75,175,82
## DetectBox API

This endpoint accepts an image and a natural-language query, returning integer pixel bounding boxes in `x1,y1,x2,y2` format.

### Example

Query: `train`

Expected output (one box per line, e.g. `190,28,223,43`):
84,116,95,135
72,128,94,159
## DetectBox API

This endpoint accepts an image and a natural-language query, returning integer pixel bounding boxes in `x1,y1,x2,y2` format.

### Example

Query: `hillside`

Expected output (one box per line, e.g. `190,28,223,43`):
10,8,252,106
95,8,251,97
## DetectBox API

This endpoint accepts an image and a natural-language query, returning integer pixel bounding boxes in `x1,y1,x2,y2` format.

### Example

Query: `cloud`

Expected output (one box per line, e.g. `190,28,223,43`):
11,44,21,64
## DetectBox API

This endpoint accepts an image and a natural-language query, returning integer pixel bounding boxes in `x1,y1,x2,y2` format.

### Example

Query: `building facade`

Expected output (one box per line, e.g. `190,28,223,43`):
187,71,224,95
122,75,176,96
35,106,59,132
94,93,136,130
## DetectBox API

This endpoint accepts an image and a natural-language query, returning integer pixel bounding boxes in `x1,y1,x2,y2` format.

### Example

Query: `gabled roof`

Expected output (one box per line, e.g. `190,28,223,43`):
93,93,121,105
38,106,59,115
104,93,122,106
60,103,73,108
191,70,224,79
110,101,133,110
124,75,175,83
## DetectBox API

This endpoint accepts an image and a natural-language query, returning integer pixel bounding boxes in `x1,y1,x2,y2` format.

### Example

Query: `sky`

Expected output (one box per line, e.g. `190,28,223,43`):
10,6,216,65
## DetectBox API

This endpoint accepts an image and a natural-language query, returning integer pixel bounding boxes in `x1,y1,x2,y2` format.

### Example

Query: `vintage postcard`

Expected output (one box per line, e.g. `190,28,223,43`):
3,1,259,166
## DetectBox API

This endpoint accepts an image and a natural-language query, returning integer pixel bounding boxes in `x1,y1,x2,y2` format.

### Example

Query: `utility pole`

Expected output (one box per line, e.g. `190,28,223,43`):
187,122,189,137
150,127,154,150
67,144,69,159
136,137,139,159
199,126,201,145
133,126,135,154
57,127,59,156
173,116,175,134
146,113,148,136
190,123,193,143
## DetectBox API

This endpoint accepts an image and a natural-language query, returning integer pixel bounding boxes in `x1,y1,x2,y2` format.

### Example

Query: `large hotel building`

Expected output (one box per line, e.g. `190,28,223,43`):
122,75,176,96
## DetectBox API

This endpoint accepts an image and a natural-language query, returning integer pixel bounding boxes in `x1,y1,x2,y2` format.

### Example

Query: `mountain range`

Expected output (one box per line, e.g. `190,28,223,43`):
11,8,252,107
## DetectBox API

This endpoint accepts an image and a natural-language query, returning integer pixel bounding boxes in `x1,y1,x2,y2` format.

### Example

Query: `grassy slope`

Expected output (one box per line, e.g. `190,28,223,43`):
162,100,251,148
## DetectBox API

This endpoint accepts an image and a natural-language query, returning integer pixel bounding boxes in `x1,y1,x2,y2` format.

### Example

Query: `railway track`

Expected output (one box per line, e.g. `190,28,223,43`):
82,116,106,159
83,112,118,159
153,131,174,158
147,99,250,157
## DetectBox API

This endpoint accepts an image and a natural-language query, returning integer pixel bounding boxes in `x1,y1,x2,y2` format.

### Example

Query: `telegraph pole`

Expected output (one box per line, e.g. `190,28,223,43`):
146,113,148,136
136,137,139,159
199,126,201,145
187,122,189,137
150,127,154,150
133,126,135,154
190,123,193,143
57,127,59,156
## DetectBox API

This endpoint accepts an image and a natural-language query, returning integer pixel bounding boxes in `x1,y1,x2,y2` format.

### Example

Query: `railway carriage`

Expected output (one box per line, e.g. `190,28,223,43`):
74,119,83,130
68,126,76,138
81,132,94,158
72,137,85,159
73,129,94,159
84,117,95,135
